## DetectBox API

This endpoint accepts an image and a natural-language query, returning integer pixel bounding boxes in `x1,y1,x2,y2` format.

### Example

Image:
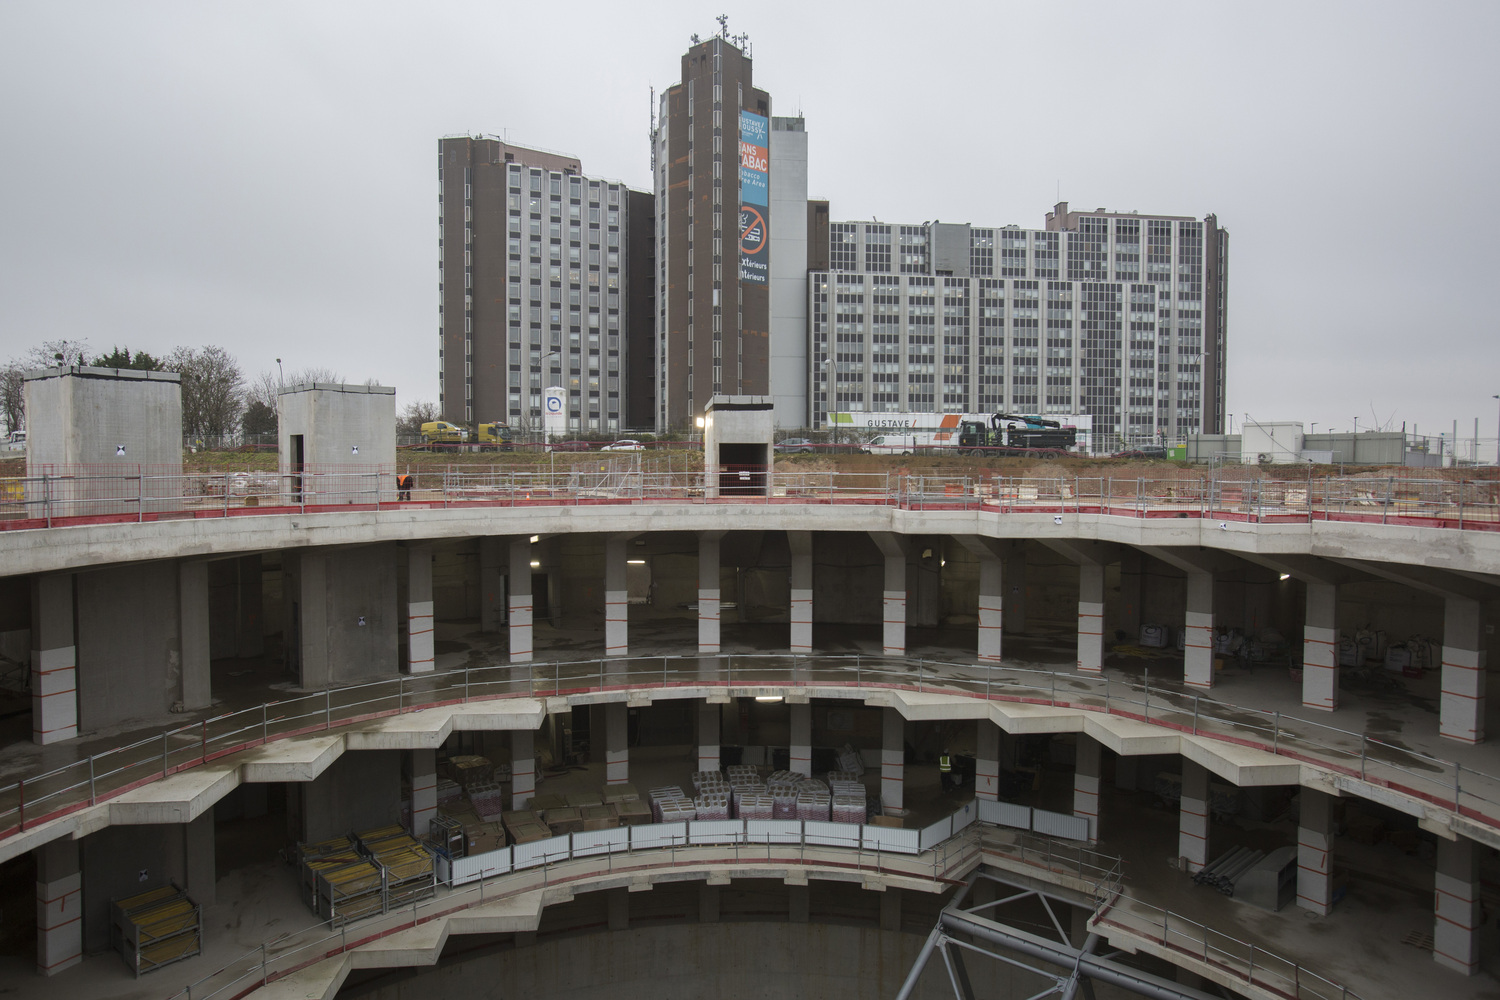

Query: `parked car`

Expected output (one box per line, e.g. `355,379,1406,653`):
1,430,24,453
600,439,644,451
549,439,591,452
774,437,815,454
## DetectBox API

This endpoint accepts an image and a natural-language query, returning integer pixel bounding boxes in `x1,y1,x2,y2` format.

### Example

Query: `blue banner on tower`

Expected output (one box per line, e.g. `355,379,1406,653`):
738,110,770,285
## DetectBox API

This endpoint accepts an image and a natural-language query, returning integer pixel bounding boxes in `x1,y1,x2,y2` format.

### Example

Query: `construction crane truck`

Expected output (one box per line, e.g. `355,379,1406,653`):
956,412,1079,457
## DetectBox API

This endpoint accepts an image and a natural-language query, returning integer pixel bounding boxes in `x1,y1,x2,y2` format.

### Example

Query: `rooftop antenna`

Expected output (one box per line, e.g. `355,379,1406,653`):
648,86,658,171
717,13,729,38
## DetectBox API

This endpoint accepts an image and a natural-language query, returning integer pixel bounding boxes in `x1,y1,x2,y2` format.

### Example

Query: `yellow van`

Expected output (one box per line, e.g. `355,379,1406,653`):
419,421,467,445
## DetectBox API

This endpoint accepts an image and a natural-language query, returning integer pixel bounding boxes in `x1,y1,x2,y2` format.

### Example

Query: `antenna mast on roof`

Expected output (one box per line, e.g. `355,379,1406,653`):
648,86,658,171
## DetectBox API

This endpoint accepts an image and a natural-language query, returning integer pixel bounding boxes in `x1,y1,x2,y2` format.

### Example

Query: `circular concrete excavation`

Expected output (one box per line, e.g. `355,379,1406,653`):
331,881,1152,1000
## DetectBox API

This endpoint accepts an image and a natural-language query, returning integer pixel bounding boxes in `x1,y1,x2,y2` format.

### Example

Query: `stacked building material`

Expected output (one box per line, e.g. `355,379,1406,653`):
831,792,866,824
358,829,435,908
771,790,798,819
1193,846,1265,896
827,770,860,787
315,857,384,925
728,773,768,814
694,792,731,821
735,792,774,820
468,780,507,822
725,764,759,783
616,799,652,826
603,783,640,805
529,793,568,814
447,755,493,789
795,788,830,821
581,804,619,830
503,810,552,845
110,884,201,977
648,786,687,821
298,836,363,910
543,806,584,836
435,778,463,804
836,744,865,776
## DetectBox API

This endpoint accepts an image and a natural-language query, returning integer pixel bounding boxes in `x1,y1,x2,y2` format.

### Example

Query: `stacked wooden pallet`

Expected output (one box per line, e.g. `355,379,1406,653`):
110,883,201,977
358,827,435,909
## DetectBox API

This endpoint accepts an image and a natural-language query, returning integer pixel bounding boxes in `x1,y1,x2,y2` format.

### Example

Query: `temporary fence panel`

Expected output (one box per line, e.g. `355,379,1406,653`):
861,825,921,855
951,799,978,833
919,816,954,851
571,827,628,858
688,820,745,845
631,822,687,851
1031,808,1090,842
450,846,513,885
803,821,861,849
513,835,570,871
745,819,802,845
979,800,1031,830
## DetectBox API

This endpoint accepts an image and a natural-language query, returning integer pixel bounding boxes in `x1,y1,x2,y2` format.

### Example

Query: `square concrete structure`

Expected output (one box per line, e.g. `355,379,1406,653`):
702,395,774,499
23,366,183,516
277,382,396,504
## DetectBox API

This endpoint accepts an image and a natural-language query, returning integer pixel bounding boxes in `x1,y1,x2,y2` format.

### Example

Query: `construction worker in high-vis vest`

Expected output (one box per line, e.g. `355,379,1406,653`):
939,749,954,792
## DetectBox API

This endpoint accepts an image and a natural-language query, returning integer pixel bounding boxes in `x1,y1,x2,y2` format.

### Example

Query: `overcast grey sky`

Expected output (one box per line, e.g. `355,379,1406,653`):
2,1,1497,443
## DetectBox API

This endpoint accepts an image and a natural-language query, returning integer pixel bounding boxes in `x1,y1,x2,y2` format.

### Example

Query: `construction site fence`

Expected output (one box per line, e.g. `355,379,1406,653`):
3,652,1495,855
0,466,1496,530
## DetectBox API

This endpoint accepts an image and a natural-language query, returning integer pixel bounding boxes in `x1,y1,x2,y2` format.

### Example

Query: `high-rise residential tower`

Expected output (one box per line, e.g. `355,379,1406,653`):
653,32,773,431
438,137,648,436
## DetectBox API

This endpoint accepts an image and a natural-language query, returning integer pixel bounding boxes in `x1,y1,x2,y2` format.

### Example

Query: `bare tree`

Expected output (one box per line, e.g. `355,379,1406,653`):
0,339,94,433
168,346,245,447
398,400,439,438
0,362,23,435
25,339,92,369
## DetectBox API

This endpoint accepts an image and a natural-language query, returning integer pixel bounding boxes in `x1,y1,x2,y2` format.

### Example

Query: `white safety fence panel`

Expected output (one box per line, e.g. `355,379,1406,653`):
572,827,628,858
951,799,977,834
861,825,920,855
631,822,687,851
746,819,802,845
450,846,513,885
1031,808,1089,842
919,816,953,851
803,821,861,848
690,820,746,845
979,800,1031,829
514,835,570,870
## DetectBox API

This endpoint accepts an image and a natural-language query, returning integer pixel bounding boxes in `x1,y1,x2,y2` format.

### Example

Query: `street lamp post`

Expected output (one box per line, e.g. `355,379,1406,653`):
1492,395,1499,466
276,358,283,390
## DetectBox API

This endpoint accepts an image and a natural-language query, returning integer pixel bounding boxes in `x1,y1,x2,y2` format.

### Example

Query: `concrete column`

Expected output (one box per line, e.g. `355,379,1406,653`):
789,884,809,923
1296,788,1334,915
35,838,81,976
512,729,535,808
1302,582,1338,711
1004,547,1027,634
1440,596,1485,745
30,574,76,745
604,536,629,658
1076,562,1104,675
1184,570,1215,690
607,889,628,932
478,537,505,633
698,701,720,773
411,749,437,837
1118,550,1144,640
605,702,629,785
183,809,216,905
1073,736,1101,843
508,538,533,664
1178,761,1209,872
234,555,264,658
700,883,720,923
881,708,904,811
789,702,812,778
406,544,435,674
178,560,212,711
698,532,722,654
880,888,901,931
1434,837,1481,975
977,551,1003,664
975,722,1000,802
870,534,907,657
789,531,813,654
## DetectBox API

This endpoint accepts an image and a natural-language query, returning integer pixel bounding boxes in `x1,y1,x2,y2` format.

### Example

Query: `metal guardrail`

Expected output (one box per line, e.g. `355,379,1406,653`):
163,818,984,1000
0,468,1496,530
1093,892,1362,1000
2,653,1496,849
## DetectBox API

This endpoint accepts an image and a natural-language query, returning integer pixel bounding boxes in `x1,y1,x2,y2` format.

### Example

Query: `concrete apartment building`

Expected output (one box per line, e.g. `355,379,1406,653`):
438,137,650,436
652,35,776,431
810,205,1228,447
